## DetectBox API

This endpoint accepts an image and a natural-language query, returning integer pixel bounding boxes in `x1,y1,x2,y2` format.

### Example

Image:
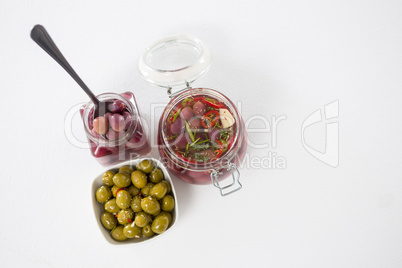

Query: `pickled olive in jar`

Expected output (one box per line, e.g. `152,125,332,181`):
112,173,131,188
96,186,112,203
123,222,142,238
149,168,164,183
93,116,109,135
119,165,134,175
130,195,142,213
149,182,167,200
157,211,172,226
101,212,117,230
101,171,115,186
137,159,154,174
117,208,134,225
141,196,161,216
151,214,169,234
141,182,154,197
193,101,206,116
161,195,175,212
105,198,120,214
127,185,140,197
134,211,152,228
116,190,131,209
131,170,147,189
111,225,127,241
142,224,154,237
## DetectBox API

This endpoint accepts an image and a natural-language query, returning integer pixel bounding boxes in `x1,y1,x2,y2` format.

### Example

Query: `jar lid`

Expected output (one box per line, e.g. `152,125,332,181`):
138,35,212,88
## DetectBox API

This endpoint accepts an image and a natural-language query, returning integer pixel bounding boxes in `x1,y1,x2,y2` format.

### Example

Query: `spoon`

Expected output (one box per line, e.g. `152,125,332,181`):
30,24,108,119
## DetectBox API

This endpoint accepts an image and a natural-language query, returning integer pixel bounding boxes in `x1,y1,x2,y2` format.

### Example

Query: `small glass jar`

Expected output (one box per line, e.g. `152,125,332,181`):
80,92,151,166
139,35,247,196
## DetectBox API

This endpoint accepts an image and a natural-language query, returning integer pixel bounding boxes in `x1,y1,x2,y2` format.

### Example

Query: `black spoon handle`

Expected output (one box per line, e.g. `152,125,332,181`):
30,24,99,105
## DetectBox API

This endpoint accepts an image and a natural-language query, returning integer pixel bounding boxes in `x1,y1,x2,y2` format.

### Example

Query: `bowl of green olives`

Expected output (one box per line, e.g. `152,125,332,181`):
92,158,178,244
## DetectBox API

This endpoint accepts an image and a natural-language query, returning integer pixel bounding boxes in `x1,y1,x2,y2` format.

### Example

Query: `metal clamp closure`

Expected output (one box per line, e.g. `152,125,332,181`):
210,163,242,196
167,81,192,98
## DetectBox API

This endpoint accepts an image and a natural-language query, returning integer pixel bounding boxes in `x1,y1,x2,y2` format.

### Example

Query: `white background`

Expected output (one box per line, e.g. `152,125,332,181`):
1,1,402,267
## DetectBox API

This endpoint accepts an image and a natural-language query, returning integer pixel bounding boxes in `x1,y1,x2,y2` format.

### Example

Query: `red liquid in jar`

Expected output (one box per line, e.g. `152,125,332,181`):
158,93,247,185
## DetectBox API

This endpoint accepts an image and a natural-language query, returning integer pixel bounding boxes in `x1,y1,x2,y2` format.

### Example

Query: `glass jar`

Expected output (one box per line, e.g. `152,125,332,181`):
139,35,247,196
80,92,151,166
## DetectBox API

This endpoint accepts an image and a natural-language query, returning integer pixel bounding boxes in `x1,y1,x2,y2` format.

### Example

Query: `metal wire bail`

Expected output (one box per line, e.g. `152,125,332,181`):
210,163,242,196
167,81,193,98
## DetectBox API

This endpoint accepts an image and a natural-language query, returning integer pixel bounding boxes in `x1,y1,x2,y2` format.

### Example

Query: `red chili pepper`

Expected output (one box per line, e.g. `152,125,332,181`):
192,97,203,102
226,137,235,151
115,188,125,196
127,219,132,223
214,149,223,158
213,140,225,158
201,98,225,109
168,105,182,123
215,139,224,149
201,110,219,128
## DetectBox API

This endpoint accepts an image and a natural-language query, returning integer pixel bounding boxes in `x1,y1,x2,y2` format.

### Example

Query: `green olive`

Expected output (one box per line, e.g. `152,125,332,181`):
149,182,167,200
112,173,131,188
131,171,147,189
117,208,134,225
96,186,112,203
151,214,169,234
105,198,120,214
157,211,172,226
161,195,175,212
123,222,142,238
111,185,120,197
142,224,155,237
141,196,160,216
119,165,134,175
160,180,172,194
137,160,154,174
127,185,140,197
101,171,115,186
141,182,155,197
100,212,117,230
131,195,142,213
149,168,164,183
134,211,152,228
111,225,127,241
116,190,132,209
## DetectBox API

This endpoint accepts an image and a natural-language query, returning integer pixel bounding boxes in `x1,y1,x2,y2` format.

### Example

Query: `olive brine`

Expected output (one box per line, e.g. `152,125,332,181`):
95,160,175,241
164,95,236,163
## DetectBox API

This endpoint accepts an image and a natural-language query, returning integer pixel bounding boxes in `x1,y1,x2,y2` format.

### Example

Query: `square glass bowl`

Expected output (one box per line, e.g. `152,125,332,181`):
92,158,178,245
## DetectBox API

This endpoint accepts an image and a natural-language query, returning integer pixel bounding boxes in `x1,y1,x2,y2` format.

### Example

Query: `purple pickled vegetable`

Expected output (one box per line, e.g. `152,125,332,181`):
170,119,184,135
106,128,125,140
108,100,126,113
180,107,194,121
109,114,125,132
173,133,190,150
189,117,202,129
123,111,133,130
193,101,206,116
